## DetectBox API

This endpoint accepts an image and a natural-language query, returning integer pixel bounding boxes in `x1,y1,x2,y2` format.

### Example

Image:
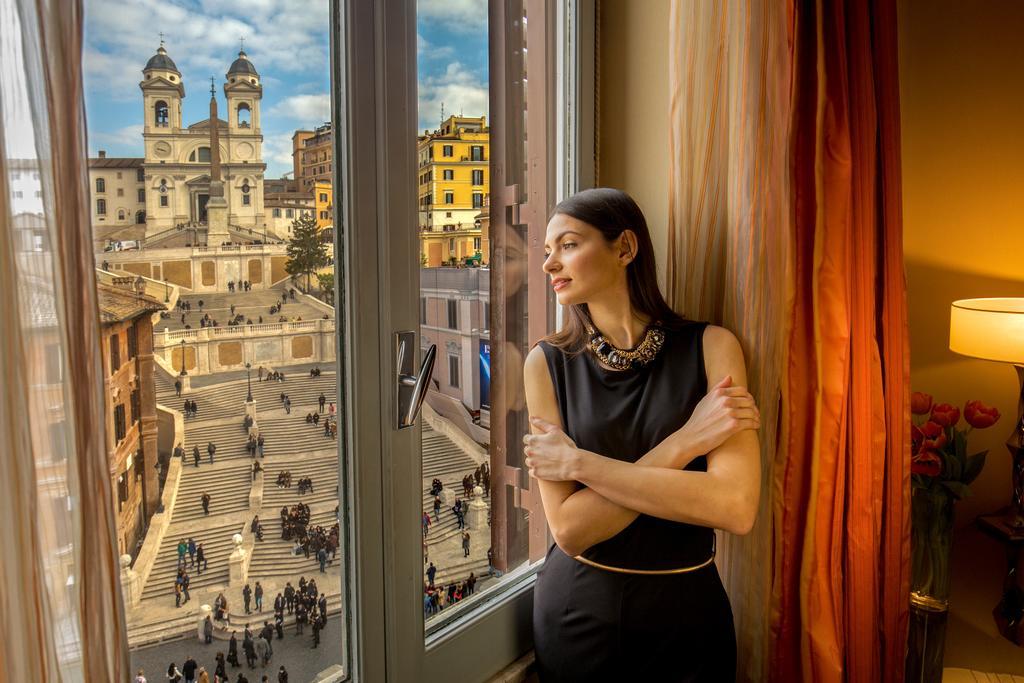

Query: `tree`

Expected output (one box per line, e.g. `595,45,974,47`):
316,272,334,306
285,213,328,291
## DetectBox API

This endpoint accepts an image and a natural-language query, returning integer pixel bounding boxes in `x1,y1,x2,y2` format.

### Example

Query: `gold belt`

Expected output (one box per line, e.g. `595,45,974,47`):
572,536,717,575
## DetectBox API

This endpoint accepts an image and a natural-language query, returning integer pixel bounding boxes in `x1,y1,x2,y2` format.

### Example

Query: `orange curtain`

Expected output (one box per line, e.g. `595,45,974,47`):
774,1,910,682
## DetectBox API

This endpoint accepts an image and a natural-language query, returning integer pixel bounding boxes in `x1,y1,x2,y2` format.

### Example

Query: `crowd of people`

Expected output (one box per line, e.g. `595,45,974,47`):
423,570,479,618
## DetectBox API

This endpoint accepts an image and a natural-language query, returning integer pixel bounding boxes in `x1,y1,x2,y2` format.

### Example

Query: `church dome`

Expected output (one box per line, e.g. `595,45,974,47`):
144,45,180,75
227,50,259,77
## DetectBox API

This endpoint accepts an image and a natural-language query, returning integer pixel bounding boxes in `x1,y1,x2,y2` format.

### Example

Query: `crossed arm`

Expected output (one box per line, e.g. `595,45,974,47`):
523,325,761,557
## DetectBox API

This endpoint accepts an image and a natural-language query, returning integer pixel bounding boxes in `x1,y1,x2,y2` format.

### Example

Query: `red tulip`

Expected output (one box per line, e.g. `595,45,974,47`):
911,424,924,456
930,403,960,428
911,391,934,416
964,400,1001,429
919,421,947,453
911,450,942,477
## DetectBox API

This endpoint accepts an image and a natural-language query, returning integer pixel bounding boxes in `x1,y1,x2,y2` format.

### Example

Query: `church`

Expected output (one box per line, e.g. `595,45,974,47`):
89,42,267,244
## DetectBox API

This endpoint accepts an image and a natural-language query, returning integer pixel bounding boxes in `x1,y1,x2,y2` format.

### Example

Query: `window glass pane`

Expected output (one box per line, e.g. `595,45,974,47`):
417,0,551,638
83,4,345,679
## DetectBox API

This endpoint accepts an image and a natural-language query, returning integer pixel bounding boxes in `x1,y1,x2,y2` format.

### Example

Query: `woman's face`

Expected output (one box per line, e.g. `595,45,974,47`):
543,213,628,306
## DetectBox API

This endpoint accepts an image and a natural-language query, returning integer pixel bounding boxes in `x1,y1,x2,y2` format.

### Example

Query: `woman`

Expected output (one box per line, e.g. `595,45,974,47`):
522,188,761,682
166,662,182,683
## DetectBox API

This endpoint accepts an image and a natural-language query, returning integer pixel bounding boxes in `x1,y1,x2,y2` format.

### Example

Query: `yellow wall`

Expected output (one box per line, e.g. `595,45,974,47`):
597,0,671,293
314,180,333,230
900,0,1024,673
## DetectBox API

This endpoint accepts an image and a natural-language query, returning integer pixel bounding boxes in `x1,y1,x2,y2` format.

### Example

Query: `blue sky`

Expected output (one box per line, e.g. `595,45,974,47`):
83,0,488,179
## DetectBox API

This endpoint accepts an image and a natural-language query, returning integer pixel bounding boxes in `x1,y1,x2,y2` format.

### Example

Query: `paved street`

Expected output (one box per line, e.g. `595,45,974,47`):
130,615,344,681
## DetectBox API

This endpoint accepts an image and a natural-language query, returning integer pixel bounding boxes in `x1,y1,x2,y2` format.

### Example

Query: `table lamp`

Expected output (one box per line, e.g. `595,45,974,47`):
950,298,1024,527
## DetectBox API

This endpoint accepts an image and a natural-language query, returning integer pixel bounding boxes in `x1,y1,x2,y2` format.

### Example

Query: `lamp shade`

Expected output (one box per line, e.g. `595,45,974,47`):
949,298,1024,364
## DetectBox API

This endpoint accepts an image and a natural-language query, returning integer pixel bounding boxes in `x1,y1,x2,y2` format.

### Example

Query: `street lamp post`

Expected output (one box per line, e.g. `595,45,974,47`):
164,278,170,303
179,339,187,376
245,362,253,402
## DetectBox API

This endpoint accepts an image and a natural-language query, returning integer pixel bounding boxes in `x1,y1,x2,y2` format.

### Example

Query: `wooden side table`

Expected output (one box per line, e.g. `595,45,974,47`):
977,507,1024,646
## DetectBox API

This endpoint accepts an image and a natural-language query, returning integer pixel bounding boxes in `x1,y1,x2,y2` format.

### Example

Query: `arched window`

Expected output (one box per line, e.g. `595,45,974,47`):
117,209,126,221
237,103,251,128
135,210,146,224
95,177,105,193
154,100,169,127
188,147,211,162
96,199,106,215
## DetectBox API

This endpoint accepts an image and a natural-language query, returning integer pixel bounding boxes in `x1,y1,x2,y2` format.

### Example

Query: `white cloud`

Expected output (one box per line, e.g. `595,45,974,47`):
417,61,488,134
269,94,331,125
90,124,144,149
417,32,454,60
261,131,298,178
417,0,487,32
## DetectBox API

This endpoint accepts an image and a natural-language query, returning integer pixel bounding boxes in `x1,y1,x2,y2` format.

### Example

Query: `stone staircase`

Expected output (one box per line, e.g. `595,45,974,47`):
140,519,245,602
248,508,340,581
173,462,253,524
157,373,339,425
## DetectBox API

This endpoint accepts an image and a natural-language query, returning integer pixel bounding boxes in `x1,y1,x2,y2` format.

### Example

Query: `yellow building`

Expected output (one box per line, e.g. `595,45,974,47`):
417,115,489,267
314,179,333,231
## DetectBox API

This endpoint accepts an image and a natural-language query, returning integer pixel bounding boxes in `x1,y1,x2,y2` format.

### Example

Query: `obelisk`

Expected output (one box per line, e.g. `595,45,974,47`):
205,77,230,245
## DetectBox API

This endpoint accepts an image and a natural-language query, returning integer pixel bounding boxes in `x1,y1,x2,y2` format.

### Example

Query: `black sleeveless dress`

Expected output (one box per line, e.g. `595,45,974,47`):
533,320,736,682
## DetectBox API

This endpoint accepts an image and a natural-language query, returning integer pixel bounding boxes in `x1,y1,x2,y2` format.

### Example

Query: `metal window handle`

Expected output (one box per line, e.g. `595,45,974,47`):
396,331,435,429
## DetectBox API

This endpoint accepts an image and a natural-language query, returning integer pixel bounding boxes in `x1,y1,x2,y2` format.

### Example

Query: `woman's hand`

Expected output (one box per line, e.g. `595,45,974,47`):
676,375,760,457
523,416,581,481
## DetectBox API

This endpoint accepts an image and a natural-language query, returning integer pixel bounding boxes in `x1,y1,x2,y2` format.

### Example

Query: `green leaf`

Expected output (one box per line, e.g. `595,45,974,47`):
961,451,988,486
940,480,971,499
943,452,963,482
954,429,968,460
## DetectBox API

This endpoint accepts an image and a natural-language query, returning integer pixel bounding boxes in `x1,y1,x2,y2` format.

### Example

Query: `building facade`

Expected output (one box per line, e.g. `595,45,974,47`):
293,122,333,194
98,277,165,558
417,115,490,267
87,44,268,241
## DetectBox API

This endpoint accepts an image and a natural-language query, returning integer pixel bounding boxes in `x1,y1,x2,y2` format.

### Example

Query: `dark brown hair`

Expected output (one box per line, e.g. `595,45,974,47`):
541,187,688,354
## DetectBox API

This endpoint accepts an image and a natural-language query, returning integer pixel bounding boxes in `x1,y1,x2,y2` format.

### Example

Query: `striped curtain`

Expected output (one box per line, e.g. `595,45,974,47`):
0,0,130,679
668,1,910,682
667,2,794,681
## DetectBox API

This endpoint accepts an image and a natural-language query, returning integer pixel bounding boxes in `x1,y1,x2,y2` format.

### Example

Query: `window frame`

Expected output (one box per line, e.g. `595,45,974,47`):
335,0,594,679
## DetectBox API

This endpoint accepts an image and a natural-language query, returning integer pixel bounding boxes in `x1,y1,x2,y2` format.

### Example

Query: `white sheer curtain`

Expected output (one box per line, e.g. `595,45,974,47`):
0,0,129,679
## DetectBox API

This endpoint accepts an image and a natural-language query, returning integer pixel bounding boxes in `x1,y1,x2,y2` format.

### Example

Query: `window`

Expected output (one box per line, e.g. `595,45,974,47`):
127,326,137,359
137,168,145,182
444,191,453,204
442,144,453,157
154,100,169,127
117,474,128,508
447,354,459,388
117,188,124,197
189,147,211,163
137,189,145,202
445,211,452,218
14,191,23,198
472,192,483,208
443,169,453,180
320,211,328,219
96,198,106,215
446,299,458,329
448,237,455,252
319,193,328,202
419,297,426,324
273,208,281,218
109,333,120,372
113,404,126,442
117,209,125,221
473,237,481,250
130,389,140,425
472,169,483,185
116,172,122,179
237,102,251,128
242,194,251,206
95,177,105,193
136,210,146,224
159,195,168,208
286,209,294,218
470,145,484,161
35,190,42,198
